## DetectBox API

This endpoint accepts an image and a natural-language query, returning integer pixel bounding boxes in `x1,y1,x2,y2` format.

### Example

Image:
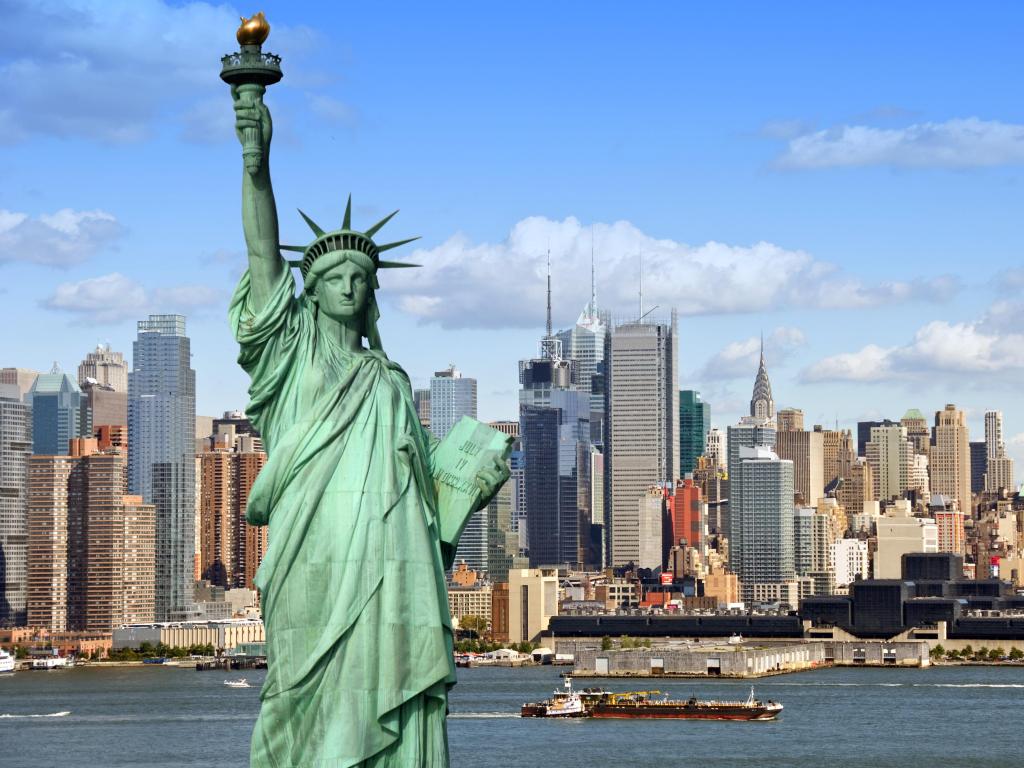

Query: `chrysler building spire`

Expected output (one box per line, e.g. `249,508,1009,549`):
750,332,775,421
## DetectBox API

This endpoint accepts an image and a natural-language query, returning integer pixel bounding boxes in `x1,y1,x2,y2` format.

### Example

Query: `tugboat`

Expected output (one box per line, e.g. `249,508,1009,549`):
521,677,600,718
590,686,783,721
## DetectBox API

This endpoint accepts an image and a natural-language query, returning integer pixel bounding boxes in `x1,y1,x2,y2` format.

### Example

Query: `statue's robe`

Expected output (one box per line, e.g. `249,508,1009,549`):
230,267,454,768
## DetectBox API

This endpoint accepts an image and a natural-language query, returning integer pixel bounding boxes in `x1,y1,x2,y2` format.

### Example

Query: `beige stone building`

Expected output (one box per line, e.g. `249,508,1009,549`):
931,404,971,515
837,457,874,516
874,500,938,578
775,429,825,506
866,425,915,502
777,408,804,432
508,568,559,643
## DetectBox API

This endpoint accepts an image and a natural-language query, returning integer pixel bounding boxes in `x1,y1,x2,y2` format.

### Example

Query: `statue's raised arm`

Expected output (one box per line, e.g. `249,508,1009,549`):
233,83,284,311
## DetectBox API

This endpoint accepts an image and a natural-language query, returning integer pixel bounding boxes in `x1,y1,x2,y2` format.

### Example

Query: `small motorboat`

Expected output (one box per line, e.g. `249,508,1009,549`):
223,678,251,688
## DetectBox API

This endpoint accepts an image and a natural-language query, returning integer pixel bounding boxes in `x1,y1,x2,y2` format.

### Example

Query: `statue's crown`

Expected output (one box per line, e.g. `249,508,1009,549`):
280,195,420,278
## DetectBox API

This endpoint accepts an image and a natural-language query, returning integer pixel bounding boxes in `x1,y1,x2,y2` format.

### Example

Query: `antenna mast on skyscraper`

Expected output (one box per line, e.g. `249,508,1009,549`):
546,247,553,340
638,251,644,321
590,229,597,315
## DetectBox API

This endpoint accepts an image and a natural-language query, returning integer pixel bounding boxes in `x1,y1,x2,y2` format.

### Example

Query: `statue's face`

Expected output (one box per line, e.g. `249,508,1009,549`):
314,255,370,321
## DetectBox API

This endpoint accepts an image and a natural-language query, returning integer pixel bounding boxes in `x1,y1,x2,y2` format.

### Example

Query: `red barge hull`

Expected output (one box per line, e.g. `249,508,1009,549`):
591,705,780,720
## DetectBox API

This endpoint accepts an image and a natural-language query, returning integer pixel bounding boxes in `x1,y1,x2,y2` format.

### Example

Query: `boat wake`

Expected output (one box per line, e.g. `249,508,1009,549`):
764,682,1024,689
0,711,71,719
914,683,1024,689
448,712,519,719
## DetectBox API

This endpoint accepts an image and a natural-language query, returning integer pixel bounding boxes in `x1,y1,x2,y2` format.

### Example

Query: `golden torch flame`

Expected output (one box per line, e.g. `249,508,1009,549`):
237,11,271,46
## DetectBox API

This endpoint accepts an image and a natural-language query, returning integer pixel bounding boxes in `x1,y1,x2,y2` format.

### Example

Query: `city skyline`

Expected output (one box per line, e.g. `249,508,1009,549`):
3,1,1024,466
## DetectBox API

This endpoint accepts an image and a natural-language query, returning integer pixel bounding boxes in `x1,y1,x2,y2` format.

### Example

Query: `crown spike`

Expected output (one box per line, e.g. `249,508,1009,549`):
365,210,399,238
378,260,421,269
342,194,352,230
377,236,421,252
280,244,306,253
297,209,324,236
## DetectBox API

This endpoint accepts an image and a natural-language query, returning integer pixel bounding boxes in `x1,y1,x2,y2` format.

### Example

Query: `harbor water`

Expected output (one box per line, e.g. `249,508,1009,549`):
2,664,1022,767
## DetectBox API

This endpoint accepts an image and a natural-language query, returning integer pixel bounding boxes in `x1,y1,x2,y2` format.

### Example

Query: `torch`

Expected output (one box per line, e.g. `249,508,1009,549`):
220,12,283,175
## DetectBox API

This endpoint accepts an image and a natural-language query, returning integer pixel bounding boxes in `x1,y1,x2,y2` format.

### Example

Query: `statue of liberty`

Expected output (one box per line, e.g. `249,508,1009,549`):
225,15,510,767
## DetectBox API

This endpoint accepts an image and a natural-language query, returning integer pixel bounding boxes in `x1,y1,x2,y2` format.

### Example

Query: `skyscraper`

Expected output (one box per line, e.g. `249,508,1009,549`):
970,441,988,494
727,350,778,584
429,365,476,439
78,344,128,392
727,420,776,581
775,428,825,506
28,364,90,456
520,267,595,570
984,410,1015,493
128,314,196,621
605,313,679,567
678,390,710,477
865,424,914,503
931,404,971,515
0,386,32,627
735,446,795,601
521,390,592,568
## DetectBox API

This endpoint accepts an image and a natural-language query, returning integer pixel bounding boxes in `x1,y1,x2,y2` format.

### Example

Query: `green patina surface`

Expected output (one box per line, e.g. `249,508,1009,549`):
225,21,509,767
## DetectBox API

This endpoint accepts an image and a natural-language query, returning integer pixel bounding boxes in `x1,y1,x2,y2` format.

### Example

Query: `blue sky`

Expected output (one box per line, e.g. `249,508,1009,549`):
2,1,1023,464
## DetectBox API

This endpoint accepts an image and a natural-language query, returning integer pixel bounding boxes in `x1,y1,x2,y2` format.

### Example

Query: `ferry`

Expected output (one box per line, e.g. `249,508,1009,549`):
0,649,15,673
522,680,782,721
224,678,251,688
590,687,783,721
30,655,70,671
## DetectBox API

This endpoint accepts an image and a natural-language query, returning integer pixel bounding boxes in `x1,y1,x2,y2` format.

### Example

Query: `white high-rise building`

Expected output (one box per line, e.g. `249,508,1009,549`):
128,315,196,621
984,410,1015,493
429,365,477,439
833,539,869,589
606,314,679,567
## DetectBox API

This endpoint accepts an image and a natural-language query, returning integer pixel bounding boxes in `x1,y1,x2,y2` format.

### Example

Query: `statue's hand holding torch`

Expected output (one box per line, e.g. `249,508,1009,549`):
233,84,272,175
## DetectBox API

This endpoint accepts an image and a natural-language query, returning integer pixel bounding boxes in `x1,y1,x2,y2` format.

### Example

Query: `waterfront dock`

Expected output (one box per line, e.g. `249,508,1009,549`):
561,639,931,678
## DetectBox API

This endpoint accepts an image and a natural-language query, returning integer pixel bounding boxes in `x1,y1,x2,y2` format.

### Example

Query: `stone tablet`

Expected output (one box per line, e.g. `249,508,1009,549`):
433,415,514,553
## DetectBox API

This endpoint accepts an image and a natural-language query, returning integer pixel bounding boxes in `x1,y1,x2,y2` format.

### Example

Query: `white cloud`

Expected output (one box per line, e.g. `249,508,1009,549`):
802,308,1024,383
0,1,317,144
0,208,122,266
44,272,224,324
775,118,1024,169
696,327,807,381
382,216,959,330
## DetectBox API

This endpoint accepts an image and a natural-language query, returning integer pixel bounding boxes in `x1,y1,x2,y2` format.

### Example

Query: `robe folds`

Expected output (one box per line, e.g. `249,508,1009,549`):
230,267,454,768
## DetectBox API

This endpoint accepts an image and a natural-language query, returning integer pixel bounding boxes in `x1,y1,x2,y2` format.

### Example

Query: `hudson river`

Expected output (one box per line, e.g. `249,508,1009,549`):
2,664,1022,767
